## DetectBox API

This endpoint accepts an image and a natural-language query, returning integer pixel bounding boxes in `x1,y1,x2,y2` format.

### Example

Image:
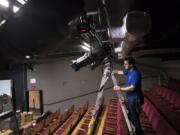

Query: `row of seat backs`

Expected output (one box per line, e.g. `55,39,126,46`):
102,98,118,135
117,100,126,135
37,103,89,135
54,102,89,135
151,84,180,109
142,98,179,135
22,105,74,135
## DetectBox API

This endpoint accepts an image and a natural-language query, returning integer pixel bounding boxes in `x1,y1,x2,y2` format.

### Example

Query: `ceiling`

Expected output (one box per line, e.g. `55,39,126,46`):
0,0,179,69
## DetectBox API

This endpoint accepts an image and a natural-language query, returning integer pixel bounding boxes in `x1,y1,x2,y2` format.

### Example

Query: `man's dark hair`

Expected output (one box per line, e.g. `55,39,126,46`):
124,57,136,65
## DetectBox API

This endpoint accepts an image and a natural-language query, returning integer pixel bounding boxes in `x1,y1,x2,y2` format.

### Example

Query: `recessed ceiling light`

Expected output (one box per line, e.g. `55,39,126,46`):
25,55,30,59
13,5,20,13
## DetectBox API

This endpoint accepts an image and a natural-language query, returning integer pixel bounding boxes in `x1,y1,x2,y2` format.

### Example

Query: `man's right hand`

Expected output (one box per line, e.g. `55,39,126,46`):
112,70,124,75
113,85,121,91
112,70,119,74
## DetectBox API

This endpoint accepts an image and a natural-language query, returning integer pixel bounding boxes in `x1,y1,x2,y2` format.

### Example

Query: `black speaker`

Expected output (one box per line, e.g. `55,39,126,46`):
26,90,43,115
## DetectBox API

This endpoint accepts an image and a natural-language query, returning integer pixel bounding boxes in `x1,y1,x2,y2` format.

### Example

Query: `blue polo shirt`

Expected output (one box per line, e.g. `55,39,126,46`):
123,68,142,100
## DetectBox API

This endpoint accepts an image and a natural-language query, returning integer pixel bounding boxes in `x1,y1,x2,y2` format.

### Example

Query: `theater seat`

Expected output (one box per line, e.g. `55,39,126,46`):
142,98,179,135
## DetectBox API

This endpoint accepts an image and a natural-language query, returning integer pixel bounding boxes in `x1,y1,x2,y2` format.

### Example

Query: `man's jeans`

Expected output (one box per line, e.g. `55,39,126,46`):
127,99,144,135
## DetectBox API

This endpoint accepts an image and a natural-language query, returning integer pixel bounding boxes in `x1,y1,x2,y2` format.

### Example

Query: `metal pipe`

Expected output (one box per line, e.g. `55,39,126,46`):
102,0,113,45
86,11,98,16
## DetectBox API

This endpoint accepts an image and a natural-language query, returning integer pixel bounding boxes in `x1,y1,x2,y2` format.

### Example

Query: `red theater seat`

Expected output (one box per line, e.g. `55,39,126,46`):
145,89,180,132
142,98,179,135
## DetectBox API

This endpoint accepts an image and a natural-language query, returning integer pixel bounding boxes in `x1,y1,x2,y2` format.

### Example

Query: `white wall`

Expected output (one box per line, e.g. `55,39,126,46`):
27,57,117,112
27,57,163,112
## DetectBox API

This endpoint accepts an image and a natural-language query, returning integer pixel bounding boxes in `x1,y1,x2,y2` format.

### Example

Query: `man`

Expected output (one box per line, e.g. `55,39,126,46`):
113,57,144,135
